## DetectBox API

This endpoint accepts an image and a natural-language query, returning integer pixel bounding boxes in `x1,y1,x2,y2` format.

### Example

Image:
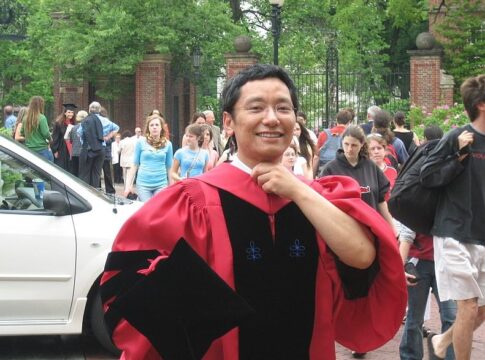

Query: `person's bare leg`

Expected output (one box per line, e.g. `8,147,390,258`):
432,300,485,359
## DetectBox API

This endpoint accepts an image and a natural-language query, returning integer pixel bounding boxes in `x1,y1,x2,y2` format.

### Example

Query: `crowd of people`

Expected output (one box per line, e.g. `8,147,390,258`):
2,67,484,360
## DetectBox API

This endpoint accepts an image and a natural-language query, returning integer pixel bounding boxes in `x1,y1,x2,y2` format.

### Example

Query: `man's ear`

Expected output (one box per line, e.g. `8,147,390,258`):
223,111,234,131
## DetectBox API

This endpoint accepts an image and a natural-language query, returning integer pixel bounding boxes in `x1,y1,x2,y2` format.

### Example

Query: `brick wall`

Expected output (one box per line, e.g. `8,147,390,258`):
135,54,171,129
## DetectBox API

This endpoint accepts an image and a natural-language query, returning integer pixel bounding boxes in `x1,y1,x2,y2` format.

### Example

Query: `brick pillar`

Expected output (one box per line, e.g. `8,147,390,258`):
224,53,260,80
135,54,171,128
407,48,443,112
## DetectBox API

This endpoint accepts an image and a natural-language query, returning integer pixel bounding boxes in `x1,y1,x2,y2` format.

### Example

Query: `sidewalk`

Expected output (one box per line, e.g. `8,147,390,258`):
335,295,485,359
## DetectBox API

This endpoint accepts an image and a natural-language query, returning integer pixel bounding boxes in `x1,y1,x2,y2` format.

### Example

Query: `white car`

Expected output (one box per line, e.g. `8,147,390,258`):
0,134,142,353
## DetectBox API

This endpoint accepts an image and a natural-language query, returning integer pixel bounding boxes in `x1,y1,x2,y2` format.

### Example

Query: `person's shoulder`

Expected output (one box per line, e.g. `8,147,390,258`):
174,147,185,156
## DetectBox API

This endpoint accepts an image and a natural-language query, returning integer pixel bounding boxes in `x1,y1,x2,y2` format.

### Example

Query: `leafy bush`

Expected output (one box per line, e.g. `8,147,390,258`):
381,99,410,115
0,127,12,138
407,104,469,139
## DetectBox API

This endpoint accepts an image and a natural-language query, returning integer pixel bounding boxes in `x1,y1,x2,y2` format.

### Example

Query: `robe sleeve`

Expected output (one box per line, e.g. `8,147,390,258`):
311,175,407,353
100,180,213,360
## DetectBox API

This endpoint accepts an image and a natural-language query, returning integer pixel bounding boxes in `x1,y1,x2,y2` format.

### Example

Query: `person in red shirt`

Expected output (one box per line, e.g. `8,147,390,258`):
316,109,353,149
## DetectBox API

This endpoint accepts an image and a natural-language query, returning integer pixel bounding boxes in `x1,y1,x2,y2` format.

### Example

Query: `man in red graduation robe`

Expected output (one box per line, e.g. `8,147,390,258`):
101,64,407,360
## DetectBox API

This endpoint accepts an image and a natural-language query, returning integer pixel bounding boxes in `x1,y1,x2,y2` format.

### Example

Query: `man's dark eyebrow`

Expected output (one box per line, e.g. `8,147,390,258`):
242,96,292,105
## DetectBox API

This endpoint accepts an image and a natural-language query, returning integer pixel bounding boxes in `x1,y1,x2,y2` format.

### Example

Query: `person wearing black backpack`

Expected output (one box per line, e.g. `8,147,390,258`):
397,126,458,360
421,74,485,360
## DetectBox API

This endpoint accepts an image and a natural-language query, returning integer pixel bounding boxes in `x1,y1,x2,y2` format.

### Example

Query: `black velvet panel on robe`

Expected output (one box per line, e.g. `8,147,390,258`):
104,239,255,360
219,189,319,360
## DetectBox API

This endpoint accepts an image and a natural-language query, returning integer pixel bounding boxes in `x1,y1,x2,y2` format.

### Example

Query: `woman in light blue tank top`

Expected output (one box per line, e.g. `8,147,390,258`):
124,114,173,202
170,124,209,183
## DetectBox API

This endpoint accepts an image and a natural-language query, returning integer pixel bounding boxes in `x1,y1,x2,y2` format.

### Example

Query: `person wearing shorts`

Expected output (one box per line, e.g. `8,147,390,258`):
421,74,485,360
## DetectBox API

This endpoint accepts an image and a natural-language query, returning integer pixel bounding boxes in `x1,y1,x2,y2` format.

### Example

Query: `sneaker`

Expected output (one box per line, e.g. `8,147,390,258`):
423,325,431,338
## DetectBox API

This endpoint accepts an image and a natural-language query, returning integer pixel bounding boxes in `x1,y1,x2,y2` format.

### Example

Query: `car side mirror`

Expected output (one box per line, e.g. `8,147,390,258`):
43,191,70,216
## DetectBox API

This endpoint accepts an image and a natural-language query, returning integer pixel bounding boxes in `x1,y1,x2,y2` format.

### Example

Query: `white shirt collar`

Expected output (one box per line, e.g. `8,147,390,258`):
230,154,252,175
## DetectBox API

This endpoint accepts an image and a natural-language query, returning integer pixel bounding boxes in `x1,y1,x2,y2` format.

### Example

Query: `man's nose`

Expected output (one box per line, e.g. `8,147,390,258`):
262,106,279,125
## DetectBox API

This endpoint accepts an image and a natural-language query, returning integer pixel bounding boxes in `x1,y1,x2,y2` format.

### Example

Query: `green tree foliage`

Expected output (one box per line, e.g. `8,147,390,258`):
1,0,244,105
435,1,485,90
0,0,53,106
2,0,475,116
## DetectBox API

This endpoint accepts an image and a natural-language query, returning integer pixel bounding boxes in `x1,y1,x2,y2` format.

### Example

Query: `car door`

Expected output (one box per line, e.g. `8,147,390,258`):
0,147,76,323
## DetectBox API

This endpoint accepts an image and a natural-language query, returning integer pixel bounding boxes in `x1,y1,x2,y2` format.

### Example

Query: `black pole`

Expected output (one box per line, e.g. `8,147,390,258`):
271,4,281,66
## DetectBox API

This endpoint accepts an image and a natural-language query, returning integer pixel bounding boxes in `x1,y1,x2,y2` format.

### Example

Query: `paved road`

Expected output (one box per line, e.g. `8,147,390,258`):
0,335,114,360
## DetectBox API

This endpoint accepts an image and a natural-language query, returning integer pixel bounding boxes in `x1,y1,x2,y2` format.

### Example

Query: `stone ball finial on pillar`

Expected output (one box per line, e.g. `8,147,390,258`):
416,32,436,50
234,35,252,53
225,36,259,79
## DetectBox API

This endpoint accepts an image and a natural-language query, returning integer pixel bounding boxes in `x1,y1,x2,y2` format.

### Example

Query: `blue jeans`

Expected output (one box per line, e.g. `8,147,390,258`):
399,259,456,360
36,148,54,162
136,184,163,202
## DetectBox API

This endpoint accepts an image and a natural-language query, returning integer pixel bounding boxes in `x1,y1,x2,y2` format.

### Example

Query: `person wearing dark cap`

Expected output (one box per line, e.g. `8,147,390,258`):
100,64,406,360
51,103,77,172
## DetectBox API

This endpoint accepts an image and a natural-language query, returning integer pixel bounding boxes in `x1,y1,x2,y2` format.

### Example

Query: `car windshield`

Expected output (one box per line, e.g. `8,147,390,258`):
0,135,133,205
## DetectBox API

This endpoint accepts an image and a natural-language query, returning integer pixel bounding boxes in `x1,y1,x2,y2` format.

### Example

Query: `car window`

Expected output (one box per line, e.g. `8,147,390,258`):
0,149,52,211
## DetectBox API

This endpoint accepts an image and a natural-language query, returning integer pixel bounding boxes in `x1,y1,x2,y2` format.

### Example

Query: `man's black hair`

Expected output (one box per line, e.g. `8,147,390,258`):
423,125,443,141
221,64,299,116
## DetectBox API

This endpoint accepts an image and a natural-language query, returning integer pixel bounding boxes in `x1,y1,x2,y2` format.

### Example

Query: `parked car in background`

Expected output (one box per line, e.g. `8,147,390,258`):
0,134,142,354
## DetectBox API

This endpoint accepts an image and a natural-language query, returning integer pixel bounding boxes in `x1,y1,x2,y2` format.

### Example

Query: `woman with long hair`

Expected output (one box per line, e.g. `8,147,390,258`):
392,111,419,154
21,96,53,161
51,103,76,171
13,106,27,143
200,124,219,170
123,114,173,202
293,117,316,179
150,109,170,140
321,125,396,233
170,123,209,182
191,112,206,125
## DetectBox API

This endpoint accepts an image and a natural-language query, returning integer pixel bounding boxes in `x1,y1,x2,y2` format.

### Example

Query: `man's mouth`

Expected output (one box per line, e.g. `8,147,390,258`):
257,132,283,138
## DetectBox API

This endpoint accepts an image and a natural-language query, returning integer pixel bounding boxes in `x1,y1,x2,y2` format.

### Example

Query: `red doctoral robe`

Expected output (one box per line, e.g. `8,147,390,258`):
101,163,407,360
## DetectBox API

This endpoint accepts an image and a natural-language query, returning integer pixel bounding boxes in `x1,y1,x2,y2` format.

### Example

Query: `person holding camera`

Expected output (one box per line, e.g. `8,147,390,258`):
398,223,457,360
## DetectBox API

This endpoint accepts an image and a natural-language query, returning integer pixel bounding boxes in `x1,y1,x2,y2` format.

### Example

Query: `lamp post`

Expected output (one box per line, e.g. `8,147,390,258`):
269,0,284,66
191,46,202,82
325,30,339,127
191,45,202,110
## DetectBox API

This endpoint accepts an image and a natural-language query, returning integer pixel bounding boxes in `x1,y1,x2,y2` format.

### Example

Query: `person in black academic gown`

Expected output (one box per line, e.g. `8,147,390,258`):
101,64,407,360
51,103,76,172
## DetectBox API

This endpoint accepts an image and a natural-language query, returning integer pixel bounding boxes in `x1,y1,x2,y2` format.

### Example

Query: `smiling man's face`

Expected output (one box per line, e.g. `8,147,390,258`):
223,78,296,168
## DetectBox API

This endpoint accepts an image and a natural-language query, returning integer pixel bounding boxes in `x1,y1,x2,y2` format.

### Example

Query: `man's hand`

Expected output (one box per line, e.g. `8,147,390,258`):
404,272,418,286
458,130,474,149
251,163,302,200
